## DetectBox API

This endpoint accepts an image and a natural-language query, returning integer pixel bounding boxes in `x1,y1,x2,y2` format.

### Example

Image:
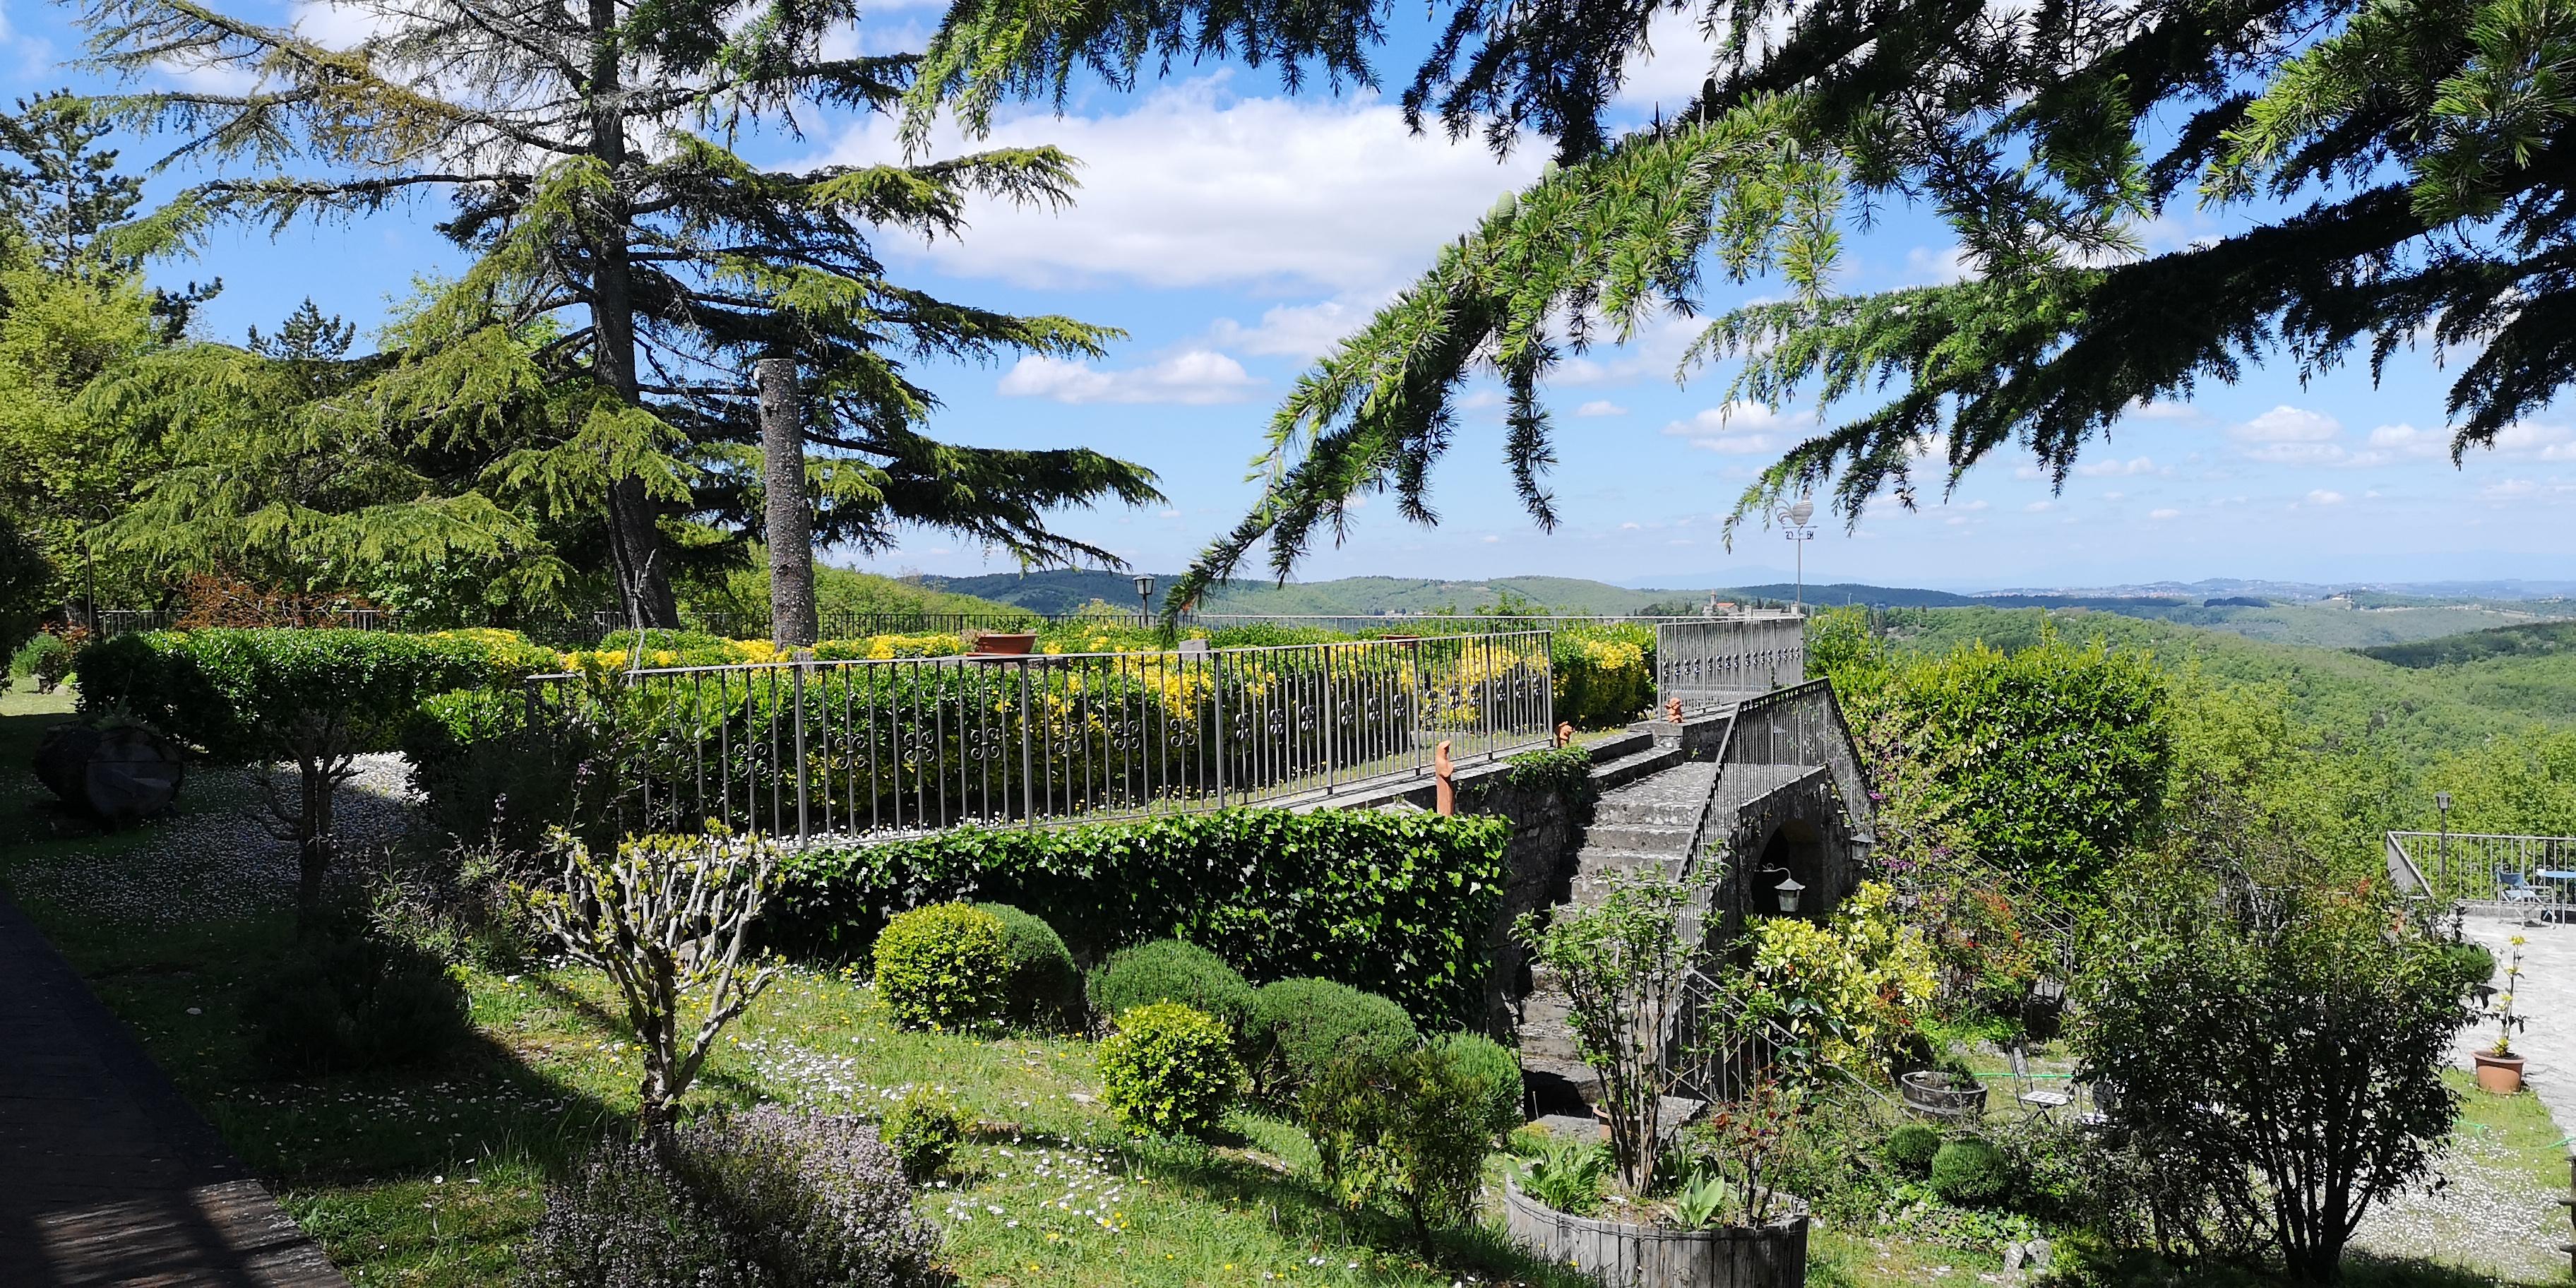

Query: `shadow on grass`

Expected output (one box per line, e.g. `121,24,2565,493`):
1121,1133,1602,1288
2344,1251,2564,1288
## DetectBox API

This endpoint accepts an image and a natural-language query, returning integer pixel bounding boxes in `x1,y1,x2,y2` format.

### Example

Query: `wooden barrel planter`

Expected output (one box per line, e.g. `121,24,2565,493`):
1503,1183,1806,1288
33,720,186,826
1899,1071,1987,1121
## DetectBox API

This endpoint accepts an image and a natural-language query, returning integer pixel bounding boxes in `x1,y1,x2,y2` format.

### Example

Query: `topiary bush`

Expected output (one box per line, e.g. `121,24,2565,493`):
1245,977,1419,1097
873,902,1010,1031
1930,1135,2013,1207
520,1107,942,1288
1429,1031,1525,1138
1097,1002,1241,1140
1885,1122,1945,1179
773,809,1510,1027
1303,1039,1510,1239
975,902,1083,1030
244,903,472,1076
881,1085,970,1181
1089,939,1256,1037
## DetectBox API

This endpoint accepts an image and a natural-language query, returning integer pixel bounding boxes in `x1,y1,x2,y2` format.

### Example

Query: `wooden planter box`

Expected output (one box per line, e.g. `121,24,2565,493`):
1503,1183,1807,1287
1899,1071,1988,1121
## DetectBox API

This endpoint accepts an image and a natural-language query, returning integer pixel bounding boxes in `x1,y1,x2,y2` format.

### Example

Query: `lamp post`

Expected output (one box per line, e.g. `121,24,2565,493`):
2437,790,2452,895
1133,573,1156,626
1772,871,1806,916
1774,496,1817,612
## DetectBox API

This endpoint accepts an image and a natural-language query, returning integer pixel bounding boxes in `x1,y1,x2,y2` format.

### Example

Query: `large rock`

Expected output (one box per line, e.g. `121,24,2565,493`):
33,720,186,825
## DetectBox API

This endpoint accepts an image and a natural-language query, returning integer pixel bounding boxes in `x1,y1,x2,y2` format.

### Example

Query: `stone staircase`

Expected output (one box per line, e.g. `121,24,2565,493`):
1519,717,1729,1114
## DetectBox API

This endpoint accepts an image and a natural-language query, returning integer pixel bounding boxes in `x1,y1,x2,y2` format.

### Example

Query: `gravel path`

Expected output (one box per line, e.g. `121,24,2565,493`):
6,755,418,924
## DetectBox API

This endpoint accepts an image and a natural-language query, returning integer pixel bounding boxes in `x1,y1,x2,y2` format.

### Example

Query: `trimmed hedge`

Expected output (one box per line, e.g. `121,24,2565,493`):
771,809,1512,1027
976,902,1083,1030
1090,939,1257,1037
873,903,1010,1031
1097,1001,1241,1140
1245,978,1418,1096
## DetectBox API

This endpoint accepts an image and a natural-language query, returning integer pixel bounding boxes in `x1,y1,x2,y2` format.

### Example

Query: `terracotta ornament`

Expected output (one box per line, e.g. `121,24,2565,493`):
1434,739,1455,816
1555,722,1574,748
1666,698,1685,724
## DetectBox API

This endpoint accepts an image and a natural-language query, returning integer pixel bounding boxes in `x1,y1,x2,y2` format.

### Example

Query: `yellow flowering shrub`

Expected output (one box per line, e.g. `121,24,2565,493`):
1748,881,1937,1075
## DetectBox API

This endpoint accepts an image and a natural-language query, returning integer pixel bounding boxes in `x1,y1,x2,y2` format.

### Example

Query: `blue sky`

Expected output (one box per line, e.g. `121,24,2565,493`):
6,0,2570,591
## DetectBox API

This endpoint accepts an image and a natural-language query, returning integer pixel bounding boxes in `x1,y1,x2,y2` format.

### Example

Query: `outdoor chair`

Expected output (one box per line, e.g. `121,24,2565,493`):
2007,1046,2073,1114
2499,867,2546,905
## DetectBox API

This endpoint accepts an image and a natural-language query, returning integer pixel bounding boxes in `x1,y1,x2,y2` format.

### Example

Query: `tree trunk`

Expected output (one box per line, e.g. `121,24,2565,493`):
585,0,677,629
758,357,818,647
296,760,334,912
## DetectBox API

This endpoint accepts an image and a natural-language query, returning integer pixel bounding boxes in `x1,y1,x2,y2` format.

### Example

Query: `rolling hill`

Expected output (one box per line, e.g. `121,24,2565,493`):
2359,619,2576,667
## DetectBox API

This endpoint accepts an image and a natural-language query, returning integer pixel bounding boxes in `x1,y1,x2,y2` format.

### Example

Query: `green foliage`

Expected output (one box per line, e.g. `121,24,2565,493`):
1427,1032,1524,1138
1927,1136,2010,1208
1549,623,1654,727
1885,1123,1943,1179
244,904,471,1076
777,810,1510,1026
1465,743,1600,825
1088,939,1257,1039
973,902,1083,1031
10,628,79,688
881,1085,970,1181
2361,620,2576,668
1096,1002,1241,1140
1301,1040,1508,1240
1515,1133,1609,1216
402,685,604,856
871,903,1010,1032
1244,977,1419,1097
2079,872,2482,1280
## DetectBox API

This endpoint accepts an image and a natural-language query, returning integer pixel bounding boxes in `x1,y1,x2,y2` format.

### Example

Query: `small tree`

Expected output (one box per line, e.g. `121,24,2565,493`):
1520,865,1712,1194
532,830,780,1135
2080,876,2481,1282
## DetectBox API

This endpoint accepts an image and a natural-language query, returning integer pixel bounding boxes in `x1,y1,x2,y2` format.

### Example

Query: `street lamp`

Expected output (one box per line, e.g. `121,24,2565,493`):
1774,496,1817,612
1772,871,1806,916
2436,790,2452,893
1133,573,1157,624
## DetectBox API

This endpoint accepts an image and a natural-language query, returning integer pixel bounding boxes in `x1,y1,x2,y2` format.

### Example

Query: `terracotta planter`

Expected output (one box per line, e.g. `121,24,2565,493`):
2474,1049,2526,1095
1900,1070,1988,1121
1503,1183,1807,1288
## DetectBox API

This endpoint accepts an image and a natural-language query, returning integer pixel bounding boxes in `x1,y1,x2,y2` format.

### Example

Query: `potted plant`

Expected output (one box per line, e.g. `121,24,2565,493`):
2474,936,2529,1095
1900,1059,1988,1121
1511,869,1808,1287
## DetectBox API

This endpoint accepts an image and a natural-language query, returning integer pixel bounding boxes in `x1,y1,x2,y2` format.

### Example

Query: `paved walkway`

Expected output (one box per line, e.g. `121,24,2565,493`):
0,892,346,1287
2457,911,2576,1138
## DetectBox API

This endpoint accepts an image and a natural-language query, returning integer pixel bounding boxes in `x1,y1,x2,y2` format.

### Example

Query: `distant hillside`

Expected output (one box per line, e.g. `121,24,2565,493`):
1876,606,2576,755
921,570,1176,615
925,571,1715,616
2358,620,2576,667
684,562,1024,624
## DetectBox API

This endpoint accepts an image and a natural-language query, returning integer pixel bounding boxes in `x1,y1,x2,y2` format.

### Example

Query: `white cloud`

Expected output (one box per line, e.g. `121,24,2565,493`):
2149,508,2181,520
2366,423,2447,459
2483,479,2540,499
2306,489,2345,506
996,350,1260,405
1203,294,1387,361
1902,246,1976,286
1157,508,1183,518
2025,500,2056,512
1661,401,1812,455
2493,421,2576,460
2076,455,2159,477
2231,405,2341,442
839,78,1544,292
1575,400,1628,418
2126,399,2202,421
1611,10,1719,112
1479,535,1502,544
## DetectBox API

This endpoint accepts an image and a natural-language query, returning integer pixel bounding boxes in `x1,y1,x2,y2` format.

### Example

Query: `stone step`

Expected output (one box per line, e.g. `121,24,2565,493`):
1584,819,1695,852
1584,729,1657,764
1574,866,1687,906
1591,764,1720,828
1587,744,1683,794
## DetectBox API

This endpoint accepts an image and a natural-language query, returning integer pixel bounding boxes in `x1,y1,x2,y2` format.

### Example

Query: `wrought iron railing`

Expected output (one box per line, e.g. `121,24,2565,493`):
2385,830,2576,905
92,607,405,637
1666,965,1800,1109
1188,612,1748,635
528,631,1556,840
679,609,1051,640
1654,615,1808,712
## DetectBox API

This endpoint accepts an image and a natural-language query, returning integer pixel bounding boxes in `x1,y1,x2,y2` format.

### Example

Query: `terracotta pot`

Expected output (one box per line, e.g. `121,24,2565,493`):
2474,1049,2525,1095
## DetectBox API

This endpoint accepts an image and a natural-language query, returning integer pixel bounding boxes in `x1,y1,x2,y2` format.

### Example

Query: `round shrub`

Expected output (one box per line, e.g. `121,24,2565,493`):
245,906,471,1075
1088,938,1255,1036
1097,1002,1241,1139
873,902,1009,1031
974,901,1083,1030
1246,977,1419,1096
1885,1122,1945,1178
1429,1032,1525,1137
1929,1135,2012,1206
882,1086,970,1181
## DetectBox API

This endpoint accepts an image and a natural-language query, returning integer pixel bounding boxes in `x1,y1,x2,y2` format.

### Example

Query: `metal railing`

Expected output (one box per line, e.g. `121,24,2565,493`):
1189,612,1750,635
531,631,1556,840
1655,614,1808,712
2386,831,2576,905
93,607,405,637
1667,965,1797,1109
676,608,1051,640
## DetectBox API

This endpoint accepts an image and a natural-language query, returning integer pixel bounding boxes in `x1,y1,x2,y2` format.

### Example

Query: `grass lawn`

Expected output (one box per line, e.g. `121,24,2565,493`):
6,681,2570,1287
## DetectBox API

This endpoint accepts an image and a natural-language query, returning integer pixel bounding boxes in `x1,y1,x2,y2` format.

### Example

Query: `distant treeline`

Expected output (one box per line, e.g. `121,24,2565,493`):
2359,621,2576,668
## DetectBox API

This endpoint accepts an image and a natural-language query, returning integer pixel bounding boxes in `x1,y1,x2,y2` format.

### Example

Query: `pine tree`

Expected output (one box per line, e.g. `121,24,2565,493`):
83,0,1162,626
907,0,2576,604
0,90,143,278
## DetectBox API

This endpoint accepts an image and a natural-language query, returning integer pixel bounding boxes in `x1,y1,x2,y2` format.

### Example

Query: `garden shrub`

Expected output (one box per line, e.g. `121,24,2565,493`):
881,1086,970,1181
1885,1122,1944,1178
777,809,1509,1026
1302,1040,1508,1239
1550,624,1654,728
1245,977,1419,1096
1746,881,1938,1076
404,685,602,856
521,1107,941,1288
1928,1136,2012,1207
872,903,1009,1031
974,901,1082,1030
1516,1132,1608,1216
1087,938,1256,1037
245,903,472,1075
1429,1031,1525,1137
11,628,82,692
1097,1002,1241,1139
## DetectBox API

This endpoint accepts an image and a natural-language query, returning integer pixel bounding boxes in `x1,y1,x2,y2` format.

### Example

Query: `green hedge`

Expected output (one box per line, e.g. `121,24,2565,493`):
770,809,1511,1027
